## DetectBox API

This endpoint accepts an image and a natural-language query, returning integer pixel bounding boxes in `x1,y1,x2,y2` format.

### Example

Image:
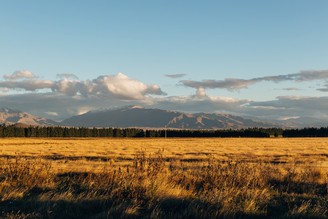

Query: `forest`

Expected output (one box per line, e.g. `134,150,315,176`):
0,125,327,138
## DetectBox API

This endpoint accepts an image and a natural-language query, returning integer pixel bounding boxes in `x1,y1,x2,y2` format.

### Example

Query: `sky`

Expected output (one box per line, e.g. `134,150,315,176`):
1,0,328,122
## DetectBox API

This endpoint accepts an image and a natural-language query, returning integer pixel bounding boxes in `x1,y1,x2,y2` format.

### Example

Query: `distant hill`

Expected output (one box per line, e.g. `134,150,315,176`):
61,105,275,129
0,107,59,126
1,106,326,129
275,116,328,128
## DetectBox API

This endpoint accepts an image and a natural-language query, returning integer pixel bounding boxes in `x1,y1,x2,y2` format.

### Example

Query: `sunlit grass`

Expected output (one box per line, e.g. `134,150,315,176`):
0,138,328,218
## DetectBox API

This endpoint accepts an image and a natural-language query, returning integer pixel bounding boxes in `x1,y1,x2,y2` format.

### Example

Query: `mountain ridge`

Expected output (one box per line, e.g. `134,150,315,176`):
0,107,59,126
1,105,325,129
61,105,276,129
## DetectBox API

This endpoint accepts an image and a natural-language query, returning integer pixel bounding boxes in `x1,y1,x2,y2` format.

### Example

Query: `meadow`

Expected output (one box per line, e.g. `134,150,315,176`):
0,138,328,218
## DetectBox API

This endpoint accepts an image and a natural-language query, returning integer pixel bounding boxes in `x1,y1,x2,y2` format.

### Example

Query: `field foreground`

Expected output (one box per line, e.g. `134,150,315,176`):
0,138,328,218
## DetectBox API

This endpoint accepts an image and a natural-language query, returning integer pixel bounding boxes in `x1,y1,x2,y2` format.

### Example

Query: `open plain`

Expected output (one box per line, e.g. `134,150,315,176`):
0,138,328,218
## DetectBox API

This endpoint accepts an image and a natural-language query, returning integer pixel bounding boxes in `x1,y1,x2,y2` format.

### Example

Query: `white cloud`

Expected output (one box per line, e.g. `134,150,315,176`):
0,71,167,119
196,87,206,98
92,72,166,99
0,71,166,100
54,79,81,96
3,70,37,80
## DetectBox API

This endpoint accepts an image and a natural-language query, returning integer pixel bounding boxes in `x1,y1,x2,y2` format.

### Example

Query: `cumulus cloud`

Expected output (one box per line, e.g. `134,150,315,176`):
181,70,328,92
196,87,206,98
3,70,38,80
0,71,166,100
0,70,169,119
165,74,186,79
93,73,166,99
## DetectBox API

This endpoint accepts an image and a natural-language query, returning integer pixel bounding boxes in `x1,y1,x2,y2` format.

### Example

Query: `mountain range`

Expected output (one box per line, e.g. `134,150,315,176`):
0,106,326,129
61,105,274,129
0,107,58,127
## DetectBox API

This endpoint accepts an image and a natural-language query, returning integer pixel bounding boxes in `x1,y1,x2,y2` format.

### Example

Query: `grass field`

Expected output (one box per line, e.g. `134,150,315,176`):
0,138,328,218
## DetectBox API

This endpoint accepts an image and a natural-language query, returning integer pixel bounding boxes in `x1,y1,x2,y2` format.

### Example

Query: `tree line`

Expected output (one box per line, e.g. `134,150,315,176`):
282,127,328,137
0,125,327,138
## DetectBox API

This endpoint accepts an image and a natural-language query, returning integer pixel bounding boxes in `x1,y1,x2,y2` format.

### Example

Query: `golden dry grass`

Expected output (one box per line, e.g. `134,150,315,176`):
0,138,328,218
1,138,328,172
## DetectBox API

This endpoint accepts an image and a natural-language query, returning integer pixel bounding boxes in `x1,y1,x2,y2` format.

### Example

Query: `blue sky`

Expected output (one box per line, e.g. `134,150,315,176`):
1,1,328,121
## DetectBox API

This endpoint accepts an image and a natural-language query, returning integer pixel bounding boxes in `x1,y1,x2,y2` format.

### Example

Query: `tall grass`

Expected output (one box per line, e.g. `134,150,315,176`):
0,152,327,219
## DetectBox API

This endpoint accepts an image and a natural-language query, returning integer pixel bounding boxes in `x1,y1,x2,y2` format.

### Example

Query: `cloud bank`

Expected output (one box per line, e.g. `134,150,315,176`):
1,69,328,125
181,70,328,93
